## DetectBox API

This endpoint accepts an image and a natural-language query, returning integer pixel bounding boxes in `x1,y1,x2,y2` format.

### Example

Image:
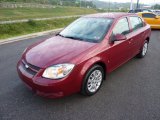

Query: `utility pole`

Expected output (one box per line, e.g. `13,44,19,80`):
85,0,87,8
130,0,133,10
108,0,110,12
92,0,94,8
136,0,140,9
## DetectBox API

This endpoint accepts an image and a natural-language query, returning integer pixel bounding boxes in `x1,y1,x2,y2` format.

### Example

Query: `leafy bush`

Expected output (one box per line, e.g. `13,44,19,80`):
28,19,36,26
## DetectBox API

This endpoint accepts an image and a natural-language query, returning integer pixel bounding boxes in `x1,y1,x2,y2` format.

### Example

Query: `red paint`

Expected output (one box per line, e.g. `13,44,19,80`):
17,13,151,98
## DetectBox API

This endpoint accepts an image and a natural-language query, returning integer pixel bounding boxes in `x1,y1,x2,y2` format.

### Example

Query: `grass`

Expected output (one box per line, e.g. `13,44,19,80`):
0,6,98,40
0,17,78,39
0,7,97,21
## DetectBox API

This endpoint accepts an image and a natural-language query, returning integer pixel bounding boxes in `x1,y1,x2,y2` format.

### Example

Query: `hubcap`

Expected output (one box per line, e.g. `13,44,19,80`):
142,42,148,56
87,70,103,93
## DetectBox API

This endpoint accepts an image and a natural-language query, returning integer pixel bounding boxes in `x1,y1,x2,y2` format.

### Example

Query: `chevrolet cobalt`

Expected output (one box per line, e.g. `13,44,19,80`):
17,13,151,98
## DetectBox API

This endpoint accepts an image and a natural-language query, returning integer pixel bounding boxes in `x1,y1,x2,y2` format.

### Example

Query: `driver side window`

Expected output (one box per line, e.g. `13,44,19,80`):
113,18,130,36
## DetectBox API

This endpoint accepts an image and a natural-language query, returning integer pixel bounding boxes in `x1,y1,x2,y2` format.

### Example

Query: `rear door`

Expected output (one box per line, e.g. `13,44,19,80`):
128,16,145,56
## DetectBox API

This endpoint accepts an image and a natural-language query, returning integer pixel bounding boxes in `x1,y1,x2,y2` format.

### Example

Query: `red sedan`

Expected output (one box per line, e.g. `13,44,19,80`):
17,13,151,98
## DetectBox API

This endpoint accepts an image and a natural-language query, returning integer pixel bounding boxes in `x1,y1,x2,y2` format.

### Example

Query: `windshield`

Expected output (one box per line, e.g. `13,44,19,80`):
59,17,113,43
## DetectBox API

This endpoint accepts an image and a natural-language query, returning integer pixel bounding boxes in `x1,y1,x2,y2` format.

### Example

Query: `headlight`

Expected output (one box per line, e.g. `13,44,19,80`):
42,64,75,79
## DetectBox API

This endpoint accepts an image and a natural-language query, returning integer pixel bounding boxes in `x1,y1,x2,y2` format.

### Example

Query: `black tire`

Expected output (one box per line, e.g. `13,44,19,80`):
136,40,149,58
81,64,104,96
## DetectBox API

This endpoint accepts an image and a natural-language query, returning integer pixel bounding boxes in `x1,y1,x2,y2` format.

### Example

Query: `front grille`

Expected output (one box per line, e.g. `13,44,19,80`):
21,59,40,76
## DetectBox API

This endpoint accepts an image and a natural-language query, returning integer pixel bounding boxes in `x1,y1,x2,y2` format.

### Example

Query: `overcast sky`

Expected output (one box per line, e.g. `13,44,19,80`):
99,0,160,4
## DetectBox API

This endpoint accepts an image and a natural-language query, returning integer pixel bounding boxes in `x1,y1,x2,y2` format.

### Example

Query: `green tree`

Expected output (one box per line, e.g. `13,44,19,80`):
152,4,160,9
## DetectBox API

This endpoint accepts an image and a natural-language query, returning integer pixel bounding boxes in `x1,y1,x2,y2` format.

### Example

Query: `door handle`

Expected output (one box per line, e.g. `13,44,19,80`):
128,39,133,44
143,32,145,35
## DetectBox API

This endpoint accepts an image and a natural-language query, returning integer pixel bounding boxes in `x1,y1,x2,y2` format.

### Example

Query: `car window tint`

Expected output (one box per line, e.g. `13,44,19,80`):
113,18,130,35
142,13,156,18
129,17,143,31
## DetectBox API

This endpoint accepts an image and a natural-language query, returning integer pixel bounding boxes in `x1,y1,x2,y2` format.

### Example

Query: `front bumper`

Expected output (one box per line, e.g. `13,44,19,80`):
17,60,81,98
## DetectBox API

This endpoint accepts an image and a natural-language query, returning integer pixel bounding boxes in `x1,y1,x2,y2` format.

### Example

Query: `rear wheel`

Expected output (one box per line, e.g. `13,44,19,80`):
81,65,104,96
136,40,148,58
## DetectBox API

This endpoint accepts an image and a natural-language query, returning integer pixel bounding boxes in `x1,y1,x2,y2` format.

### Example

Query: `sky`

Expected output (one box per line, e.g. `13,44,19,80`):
99,0,160,4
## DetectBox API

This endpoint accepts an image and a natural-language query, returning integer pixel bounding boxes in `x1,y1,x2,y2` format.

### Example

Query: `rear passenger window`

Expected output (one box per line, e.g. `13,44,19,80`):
129,17,143,31
142,13,156,18
113,18,130,35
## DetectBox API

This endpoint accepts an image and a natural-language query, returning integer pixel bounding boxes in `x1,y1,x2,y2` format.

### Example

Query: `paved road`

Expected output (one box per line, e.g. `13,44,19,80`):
0,31,160,120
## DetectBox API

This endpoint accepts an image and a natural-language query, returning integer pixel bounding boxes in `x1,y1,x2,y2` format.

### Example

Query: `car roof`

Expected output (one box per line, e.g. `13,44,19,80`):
135,9,149,10
84,12,136,19
131,9,150,10
138,12,154,14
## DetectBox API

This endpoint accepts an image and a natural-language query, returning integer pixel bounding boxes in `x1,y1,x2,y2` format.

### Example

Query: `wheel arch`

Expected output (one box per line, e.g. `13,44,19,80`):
94,61,107,80
80,59,107,95
146,37,150,43
80,58,108,81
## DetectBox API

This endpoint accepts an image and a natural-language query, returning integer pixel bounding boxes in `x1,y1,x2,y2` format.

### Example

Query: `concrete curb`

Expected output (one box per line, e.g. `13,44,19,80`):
0,28,63,45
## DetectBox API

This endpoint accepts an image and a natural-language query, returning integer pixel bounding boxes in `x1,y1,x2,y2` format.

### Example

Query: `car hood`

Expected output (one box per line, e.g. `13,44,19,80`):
25,36,96,68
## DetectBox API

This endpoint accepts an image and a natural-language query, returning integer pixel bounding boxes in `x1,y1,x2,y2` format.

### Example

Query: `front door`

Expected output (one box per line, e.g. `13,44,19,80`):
107,17,133,72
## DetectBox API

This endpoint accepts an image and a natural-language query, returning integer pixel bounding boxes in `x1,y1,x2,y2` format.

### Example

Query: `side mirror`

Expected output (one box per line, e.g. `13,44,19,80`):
110,34,127,43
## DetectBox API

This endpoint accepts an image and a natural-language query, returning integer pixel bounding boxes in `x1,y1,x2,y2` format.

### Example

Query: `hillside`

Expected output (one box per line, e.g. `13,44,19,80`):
0,7,97,21
1,0,55,4
93,1,146,10
0,0,95,7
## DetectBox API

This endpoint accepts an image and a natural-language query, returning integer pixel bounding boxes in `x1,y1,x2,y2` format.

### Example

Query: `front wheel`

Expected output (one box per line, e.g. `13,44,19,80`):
81,65,104,96
136,41,149,58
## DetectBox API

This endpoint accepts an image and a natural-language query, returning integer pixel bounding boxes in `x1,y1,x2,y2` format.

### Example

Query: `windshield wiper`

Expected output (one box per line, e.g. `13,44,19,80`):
56,33,65,37
57,33,84,41
64,36,84,41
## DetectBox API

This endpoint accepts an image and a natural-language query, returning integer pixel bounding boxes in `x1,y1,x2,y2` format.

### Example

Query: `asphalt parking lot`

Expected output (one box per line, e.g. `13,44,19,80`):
0,30,160,120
